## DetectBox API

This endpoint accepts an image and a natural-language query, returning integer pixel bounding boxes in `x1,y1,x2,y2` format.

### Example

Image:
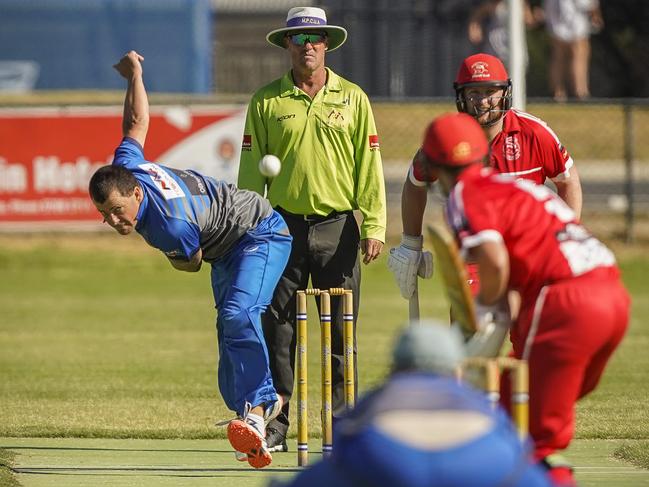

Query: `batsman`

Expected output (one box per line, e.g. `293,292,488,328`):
415,112,630,487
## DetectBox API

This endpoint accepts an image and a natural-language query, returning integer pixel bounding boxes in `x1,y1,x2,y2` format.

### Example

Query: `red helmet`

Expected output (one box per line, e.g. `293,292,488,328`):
455,53,510,86
454,53,512,114
422,113,488,167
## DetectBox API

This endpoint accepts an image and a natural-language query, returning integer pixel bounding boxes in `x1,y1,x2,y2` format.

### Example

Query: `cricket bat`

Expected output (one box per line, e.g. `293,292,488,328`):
427,223,478,336
409,281,420,322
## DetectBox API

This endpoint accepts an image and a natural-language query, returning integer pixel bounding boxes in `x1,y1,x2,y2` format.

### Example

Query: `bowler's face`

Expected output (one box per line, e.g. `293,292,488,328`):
93,186,142,235
286,32,328,72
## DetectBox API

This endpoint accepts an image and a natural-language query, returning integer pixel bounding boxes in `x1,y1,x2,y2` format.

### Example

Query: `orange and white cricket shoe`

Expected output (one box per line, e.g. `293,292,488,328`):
227,417,272,469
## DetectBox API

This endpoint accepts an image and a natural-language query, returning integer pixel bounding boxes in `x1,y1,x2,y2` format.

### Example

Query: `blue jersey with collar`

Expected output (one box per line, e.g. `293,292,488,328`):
112,137,273,262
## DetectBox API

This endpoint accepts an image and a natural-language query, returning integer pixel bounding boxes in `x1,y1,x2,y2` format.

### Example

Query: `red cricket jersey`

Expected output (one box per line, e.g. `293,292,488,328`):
409,109,573,186
445,165,617,300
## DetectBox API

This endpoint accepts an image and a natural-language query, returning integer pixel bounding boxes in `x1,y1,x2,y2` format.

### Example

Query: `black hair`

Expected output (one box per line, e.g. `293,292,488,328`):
88,165,138,204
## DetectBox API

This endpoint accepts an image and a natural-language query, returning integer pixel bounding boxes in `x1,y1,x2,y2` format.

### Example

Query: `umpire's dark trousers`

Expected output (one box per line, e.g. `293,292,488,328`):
263,207,361,437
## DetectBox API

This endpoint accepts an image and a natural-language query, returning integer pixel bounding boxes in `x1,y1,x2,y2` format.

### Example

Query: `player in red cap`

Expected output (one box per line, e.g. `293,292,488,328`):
389,53,583,317
418,112,630,487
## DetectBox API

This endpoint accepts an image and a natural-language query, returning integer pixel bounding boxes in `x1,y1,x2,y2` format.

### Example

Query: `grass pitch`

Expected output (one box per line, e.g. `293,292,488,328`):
1,438,648,487
0,232,648,486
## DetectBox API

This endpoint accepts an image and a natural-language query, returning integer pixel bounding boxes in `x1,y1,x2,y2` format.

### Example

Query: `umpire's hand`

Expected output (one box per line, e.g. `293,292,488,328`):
361,238,383,264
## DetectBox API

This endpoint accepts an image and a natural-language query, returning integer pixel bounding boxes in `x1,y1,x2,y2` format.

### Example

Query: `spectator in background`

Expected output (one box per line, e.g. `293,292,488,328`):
468,0,542,66
237,6,386,453
270,322,554,487
543,0,604,101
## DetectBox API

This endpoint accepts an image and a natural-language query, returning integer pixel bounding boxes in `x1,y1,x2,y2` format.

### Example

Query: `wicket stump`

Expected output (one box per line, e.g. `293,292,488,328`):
460,357,529,439
296,288,355,467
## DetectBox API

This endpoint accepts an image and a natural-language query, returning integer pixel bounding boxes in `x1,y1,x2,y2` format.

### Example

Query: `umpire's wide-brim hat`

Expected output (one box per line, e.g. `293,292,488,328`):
266,7,348,52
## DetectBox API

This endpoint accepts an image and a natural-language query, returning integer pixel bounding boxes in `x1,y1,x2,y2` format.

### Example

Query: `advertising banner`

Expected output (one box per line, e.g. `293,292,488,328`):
0,106,246,228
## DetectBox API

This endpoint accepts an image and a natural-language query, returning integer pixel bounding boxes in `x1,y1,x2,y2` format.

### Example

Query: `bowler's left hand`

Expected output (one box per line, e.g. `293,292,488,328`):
361,238,383,264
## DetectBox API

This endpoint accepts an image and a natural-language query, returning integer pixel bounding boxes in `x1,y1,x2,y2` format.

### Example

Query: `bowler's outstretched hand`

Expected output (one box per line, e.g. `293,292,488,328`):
113,51,144,79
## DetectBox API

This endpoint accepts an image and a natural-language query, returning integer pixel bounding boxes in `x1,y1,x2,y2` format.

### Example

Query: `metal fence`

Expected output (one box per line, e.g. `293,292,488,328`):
372,99,649,243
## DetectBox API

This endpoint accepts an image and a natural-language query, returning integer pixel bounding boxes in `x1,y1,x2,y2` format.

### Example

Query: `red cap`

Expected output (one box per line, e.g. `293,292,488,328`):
422,113,488,167
455,53,509,86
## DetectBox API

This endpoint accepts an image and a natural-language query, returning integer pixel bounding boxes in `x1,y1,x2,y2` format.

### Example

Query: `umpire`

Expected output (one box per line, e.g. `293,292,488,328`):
237,6,387,451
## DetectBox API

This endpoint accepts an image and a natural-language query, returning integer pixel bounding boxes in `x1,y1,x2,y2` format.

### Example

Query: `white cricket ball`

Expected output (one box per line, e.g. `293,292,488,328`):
259,154,282,177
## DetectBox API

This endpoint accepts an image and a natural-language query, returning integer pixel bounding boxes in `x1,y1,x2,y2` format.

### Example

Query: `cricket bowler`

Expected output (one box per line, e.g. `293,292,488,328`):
88,51,291,469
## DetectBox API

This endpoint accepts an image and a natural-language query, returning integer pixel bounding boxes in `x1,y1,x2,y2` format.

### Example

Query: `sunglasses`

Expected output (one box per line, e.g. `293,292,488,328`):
287,32,327,46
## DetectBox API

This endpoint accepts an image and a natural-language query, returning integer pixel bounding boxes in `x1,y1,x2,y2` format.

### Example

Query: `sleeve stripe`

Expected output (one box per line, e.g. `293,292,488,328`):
550,156,574,182
515,110,562,144
461,229,503,249
408,164,428,187
500,167,543,177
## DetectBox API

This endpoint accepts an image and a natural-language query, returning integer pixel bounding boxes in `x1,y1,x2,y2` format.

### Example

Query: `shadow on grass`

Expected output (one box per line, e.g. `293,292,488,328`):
13,466,300,474
613,440,649,470
1,445,228,454
0,449,21,487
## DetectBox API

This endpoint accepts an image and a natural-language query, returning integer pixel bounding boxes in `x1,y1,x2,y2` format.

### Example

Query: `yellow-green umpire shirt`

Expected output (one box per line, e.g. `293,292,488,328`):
237,68,386,243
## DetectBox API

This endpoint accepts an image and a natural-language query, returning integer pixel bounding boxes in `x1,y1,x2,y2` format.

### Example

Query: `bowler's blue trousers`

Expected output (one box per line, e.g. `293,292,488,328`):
211,211,291,416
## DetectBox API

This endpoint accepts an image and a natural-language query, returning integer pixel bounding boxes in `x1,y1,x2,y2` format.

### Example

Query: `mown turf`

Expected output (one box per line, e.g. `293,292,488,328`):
0,233,442,441
0,233,648,470
0,448,20,487
1,437,647,487
614,441,649,470
575,254,649,441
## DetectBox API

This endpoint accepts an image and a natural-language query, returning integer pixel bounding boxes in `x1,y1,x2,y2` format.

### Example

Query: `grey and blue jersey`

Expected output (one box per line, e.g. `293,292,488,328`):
112,137,272,262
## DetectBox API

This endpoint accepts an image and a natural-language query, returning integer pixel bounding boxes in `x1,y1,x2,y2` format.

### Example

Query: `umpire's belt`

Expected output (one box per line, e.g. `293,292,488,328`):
276,206,352,223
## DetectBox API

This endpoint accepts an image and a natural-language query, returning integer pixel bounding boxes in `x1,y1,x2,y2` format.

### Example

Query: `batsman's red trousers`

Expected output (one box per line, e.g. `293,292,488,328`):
503,267,630,460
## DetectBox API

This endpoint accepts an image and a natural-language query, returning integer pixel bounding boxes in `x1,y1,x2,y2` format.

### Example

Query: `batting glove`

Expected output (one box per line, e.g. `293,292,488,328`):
388,234,434,299
465,299,511,358
474,299,510,330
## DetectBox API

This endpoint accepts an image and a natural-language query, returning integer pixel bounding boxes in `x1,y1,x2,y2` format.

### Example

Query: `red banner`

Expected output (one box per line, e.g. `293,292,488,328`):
0,106,246,227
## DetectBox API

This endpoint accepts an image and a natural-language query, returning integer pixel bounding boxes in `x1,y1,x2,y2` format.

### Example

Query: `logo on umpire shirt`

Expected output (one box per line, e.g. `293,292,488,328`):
242,134,252,151
277,114,296,122
369,135,380,151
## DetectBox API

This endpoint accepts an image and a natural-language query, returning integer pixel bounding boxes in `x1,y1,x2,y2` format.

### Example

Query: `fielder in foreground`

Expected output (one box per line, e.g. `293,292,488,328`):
270,322,554,487
419,112,630,487
88,51,291,469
